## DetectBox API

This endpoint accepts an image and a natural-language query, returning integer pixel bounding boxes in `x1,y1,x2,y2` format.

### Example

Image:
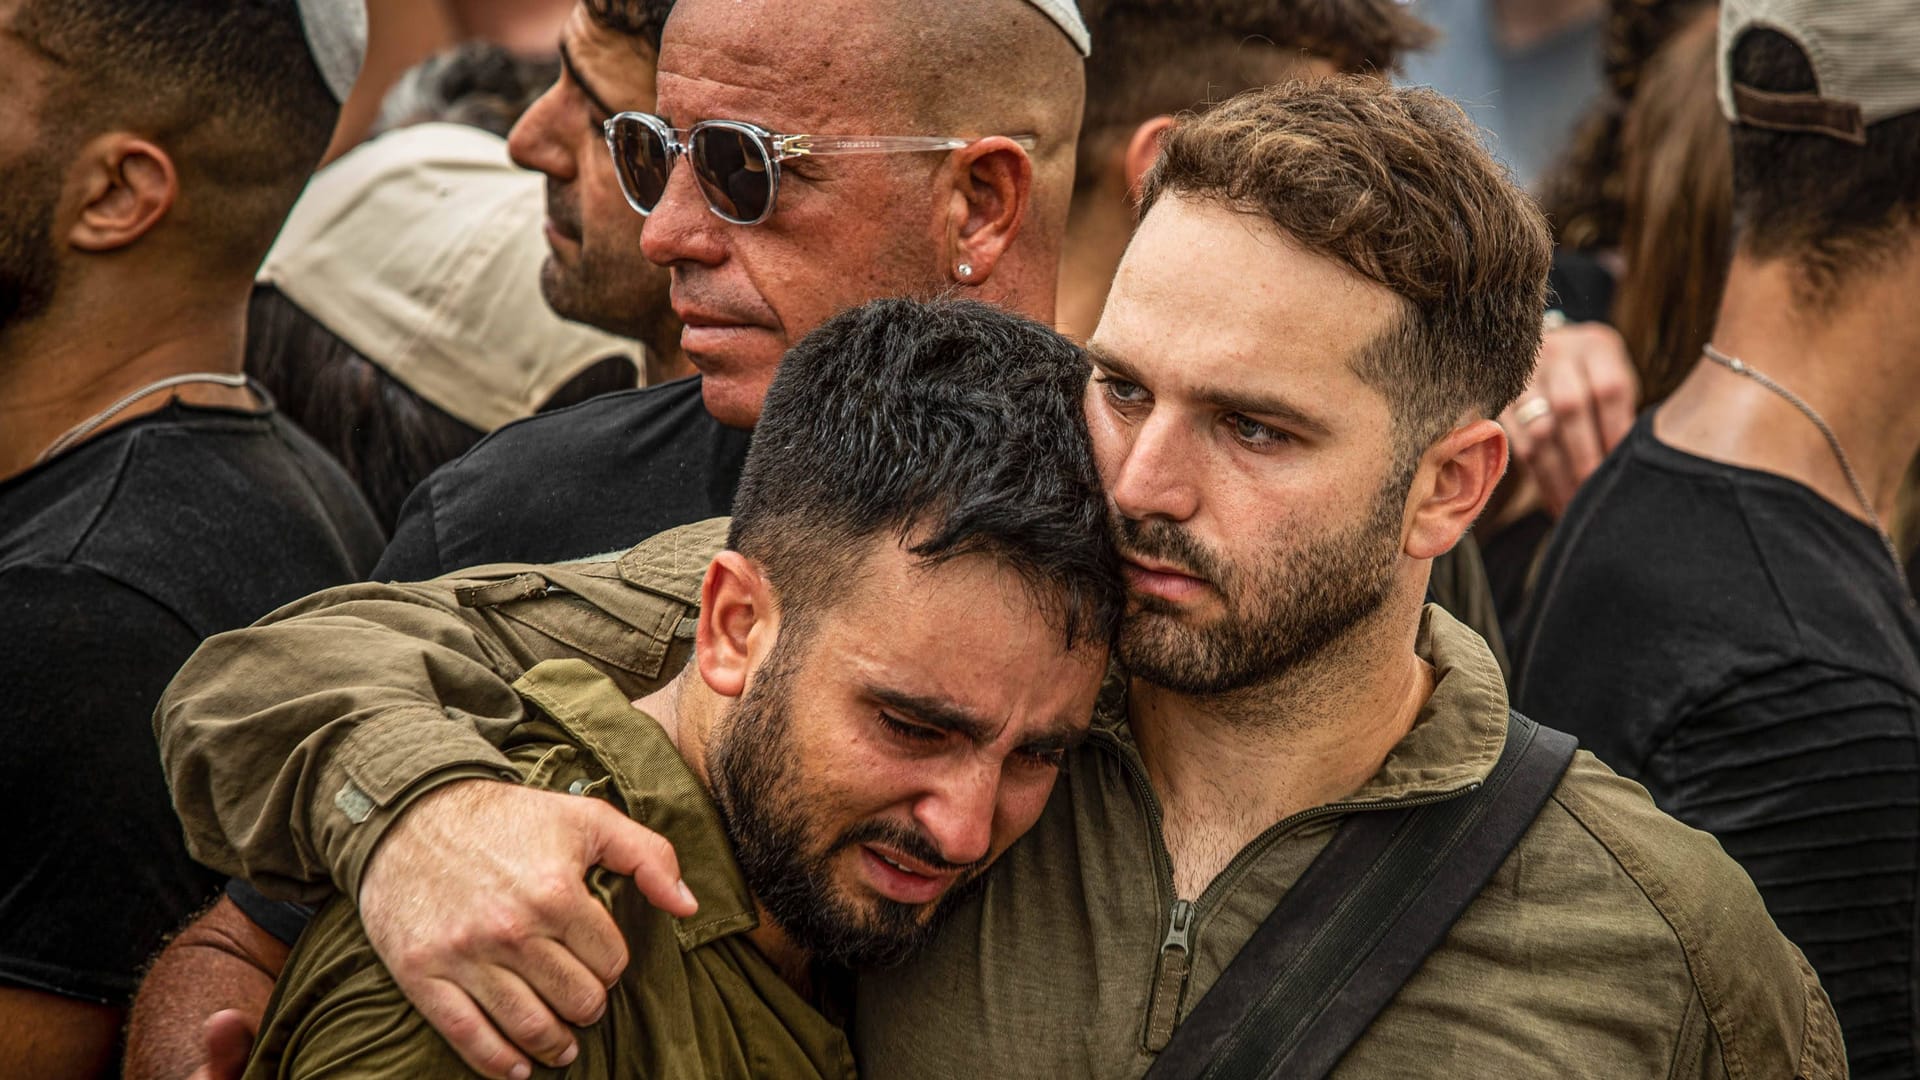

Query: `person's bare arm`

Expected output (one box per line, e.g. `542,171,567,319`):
0,987,122,1080
1497,321,1640,520
122,896,289,1080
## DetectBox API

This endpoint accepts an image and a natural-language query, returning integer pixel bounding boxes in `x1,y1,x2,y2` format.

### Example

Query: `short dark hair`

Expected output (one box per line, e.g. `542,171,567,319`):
1728,29,1920,306
17,0,341,264
584,0,675,52
728,298,1122,650
1077,0,1434,192
1143,79,1551,459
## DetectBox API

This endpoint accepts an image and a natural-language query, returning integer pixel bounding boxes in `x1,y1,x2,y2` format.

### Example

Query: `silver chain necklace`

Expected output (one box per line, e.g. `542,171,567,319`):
33,372,252,467
1701,343,1910,593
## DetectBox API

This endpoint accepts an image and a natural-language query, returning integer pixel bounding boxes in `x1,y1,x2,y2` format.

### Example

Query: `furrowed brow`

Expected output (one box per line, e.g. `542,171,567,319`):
558,41,619,118
872,687,997,744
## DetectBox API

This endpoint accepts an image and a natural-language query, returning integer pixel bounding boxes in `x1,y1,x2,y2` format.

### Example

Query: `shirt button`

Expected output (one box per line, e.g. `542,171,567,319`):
568,779,588,796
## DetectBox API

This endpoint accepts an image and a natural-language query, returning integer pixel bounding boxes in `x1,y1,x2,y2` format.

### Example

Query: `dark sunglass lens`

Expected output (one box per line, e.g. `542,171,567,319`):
690,126,772,223
611,117,671,210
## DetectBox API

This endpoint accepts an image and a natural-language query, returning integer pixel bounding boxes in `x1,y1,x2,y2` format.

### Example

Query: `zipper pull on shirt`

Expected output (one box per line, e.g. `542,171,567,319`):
1142,898,1196,1052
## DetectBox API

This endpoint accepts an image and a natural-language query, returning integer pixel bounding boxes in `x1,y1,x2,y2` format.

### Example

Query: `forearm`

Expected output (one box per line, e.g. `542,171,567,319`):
123,898,291,1080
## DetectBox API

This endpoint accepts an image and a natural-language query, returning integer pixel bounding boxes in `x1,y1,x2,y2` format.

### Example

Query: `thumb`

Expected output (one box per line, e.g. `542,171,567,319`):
582,801,698,917
202,1008,260,1080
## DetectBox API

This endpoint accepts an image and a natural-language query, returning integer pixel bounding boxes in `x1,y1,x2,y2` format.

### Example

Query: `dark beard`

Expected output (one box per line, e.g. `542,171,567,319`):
706,633,983,969
1113,470,1406,696
0,157,60,339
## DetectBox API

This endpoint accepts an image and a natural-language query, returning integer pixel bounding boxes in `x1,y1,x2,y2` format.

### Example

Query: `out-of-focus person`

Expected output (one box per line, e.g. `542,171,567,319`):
1054,0,1435,342
324,0,575,163
1482,1,1731,627
131,0,1088,1076
1517,2,1920,1074
248,119,651,530
0,1,385,1076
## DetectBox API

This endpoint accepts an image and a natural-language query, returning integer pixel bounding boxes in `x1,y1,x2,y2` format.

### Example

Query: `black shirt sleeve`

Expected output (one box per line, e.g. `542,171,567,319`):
1643,662,1920,1075
373,470,447,581
0,564,224,1003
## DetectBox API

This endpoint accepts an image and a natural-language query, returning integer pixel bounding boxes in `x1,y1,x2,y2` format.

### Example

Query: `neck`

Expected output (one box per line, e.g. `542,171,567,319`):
1656,241,1920,524
1129,588,1433,897
1054,189,1131,341
0,286,255,481
633,674,814,994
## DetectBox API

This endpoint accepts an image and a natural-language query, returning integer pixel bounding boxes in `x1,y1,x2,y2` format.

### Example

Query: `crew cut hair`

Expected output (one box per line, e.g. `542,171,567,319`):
1728,29,1920,307
584,0,675,51
727,298,1122,650
17,0,340,265
1141,79,1552,458
1077,0,1434,194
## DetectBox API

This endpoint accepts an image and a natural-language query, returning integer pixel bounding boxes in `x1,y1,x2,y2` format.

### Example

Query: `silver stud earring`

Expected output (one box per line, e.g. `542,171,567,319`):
957,262,974,280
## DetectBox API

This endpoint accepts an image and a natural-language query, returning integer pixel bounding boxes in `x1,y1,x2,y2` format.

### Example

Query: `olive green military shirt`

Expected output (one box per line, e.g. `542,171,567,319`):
852,607,1845,1078
160,520,1840,1077
244,659,856,1079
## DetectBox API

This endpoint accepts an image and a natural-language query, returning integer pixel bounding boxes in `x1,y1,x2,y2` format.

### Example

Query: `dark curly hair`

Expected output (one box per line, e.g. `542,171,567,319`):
584,0,675,51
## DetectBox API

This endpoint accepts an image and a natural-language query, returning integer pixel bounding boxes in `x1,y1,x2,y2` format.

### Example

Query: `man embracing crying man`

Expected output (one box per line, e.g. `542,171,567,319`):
158,80,1842,1078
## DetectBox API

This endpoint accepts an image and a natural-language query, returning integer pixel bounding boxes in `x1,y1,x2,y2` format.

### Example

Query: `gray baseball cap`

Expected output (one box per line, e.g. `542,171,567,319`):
1718,0,1920,144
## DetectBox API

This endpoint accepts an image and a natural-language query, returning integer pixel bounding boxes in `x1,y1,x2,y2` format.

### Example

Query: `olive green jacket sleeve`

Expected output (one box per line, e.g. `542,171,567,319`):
155,520,724,903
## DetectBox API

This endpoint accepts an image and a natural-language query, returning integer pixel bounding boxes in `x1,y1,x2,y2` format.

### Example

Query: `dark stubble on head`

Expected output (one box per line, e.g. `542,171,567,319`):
706,630,986,969
1113,466,1408,697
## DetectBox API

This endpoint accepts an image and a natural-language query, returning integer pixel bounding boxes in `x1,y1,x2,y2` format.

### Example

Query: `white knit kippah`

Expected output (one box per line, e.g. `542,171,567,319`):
1025,0,1091,57
297,0,368,105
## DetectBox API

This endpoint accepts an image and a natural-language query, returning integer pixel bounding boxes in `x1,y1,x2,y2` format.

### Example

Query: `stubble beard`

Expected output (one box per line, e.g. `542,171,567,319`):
706,631,984,969
0,158,61,346
1114,472,1408,697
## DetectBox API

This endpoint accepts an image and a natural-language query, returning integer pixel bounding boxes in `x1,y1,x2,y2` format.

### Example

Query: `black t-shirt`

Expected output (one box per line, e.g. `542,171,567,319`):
0,399,384,1004
1514,416,1920,1080
374,375,752,580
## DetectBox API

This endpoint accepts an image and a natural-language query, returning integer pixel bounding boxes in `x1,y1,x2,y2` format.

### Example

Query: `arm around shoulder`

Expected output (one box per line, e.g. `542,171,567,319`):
154,577,545,901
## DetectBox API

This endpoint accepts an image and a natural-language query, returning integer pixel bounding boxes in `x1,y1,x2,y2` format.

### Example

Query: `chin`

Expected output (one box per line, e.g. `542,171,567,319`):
698,372,774,429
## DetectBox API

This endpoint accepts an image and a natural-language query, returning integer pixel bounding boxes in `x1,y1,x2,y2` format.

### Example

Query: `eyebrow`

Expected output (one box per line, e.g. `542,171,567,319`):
557,41,620,119
871,686,1089,753
1087,343,1335,440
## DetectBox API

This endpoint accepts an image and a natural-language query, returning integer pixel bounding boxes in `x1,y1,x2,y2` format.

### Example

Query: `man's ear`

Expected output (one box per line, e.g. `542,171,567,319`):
694,551,778,700
67,134,177,253
1122,115,1175,202
943,135,1033,286
1404,418,1509,560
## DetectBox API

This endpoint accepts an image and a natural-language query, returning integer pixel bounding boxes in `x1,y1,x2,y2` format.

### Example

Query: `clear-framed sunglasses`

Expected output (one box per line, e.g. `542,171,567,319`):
602,111,1038,226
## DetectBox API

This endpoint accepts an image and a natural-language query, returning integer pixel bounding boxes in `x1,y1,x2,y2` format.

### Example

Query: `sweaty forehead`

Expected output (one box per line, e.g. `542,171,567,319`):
656,0,918,131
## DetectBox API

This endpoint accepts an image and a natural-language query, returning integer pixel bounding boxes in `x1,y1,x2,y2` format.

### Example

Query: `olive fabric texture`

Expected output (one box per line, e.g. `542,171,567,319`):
242,659,855,1079
852,608,1846,1078
158,520,1840,1076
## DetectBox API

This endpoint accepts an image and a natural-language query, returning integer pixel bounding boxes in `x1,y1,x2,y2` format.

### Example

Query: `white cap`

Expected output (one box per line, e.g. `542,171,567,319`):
1718,0,1920,143
259,123,643,431
1027,0,1091,56
296,0,368,105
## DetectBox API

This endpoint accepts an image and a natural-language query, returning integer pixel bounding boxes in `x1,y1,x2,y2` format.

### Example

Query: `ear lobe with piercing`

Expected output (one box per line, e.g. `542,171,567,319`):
957,262,974,280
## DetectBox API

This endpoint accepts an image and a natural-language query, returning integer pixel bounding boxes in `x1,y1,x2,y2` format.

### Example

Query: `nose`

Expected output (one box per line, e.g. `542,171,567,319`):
639,150,727,269
506,82,572,182
911,763,998,868
1105,408,1202,524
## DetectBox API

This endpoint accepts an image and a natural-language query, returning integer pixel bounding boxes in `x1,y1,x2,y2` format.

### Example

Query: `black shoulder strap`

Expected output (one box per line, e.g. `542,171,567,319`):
1145,712,1578,1080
